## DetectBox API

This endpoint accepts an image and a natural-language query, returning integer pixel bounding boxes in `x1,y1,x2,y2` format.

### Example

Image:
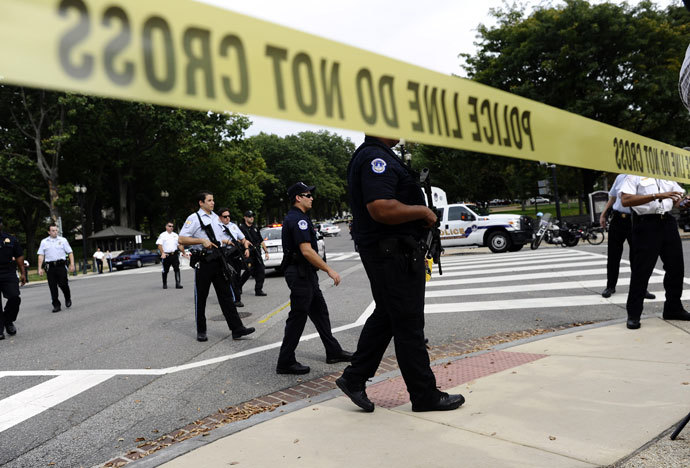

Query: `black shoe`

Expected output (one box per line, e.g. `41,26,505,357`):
232,326,255,339
276,362,310,375
326,351,353,364
5,323,16,335
412,392,465,412
234,300,244,308
52,305,61,313
335,376,374,412
644,291,656,300
602,288,615,298
66,299,72,308
197,332,208,342
175,284,183,289
255,291,267,296
626,319,641,329
163,283,168,289
662,308,690,321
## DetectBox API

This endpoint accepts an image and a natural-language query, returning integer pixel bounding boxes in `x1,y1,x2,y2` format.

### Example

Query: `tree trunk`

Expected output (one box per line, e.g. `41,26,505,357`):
118,169,128,228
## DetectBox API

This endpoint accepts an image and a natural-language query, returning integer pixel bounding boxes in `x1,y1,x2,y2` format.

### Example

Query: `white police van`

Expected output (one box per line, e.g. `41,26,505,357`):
429,187,532,253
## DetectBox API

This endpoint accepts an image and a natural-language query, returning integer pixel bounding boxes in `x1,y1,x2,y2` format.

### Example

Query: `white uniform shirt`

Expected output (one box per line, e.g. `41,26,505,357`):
619,176,685,215
156,231,180,253
218,221,245,243
93,250,105,260
179,209,225,250
608,174,631,214
37,236,73,261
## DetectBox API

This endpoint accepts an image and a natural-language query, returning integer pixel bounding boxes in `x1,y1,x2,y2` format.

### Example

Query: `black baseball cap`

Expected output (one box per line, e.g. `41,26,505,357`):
244,210,255,217
287,182,316,199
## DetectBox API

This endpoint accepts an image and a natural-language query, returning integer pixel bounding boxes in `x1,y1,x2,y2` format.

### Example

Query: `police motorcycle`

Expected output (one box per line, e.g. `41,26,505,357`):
530,212,580,250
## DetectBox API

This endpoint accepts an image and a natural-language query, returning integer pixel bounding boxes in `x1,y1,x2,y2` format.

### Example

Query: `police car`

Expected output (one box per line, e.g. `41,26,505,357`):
428,187,532,253
260,224,327,271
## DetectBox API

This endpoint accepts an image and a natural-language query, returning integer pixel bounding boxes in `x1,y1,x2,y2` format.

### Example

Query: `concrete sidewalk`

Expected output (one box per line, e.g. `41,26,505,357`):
142,317,690,468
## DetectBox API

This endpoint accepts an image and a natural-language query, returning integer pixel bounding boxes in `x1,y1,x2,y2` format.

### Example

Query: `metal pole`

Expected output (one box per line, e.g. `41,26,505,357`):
81,200,88,275
551,165,562,224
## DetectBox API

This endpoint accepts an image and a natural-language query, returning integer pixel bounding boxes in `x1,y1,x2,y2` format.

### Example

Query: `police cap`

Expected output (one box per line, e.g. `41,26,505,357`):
244,210,255,217
287,182,316,200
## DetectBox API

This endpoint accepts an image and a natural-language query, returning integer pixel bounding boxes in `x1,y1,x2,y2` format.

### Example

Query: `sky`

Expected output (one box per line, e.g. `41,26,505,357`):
198,0,679,147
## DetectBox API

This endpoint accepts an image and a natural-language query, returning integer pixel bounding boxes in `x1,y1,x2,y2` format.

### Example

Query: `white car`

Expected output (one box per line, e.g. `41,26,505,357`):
529,196,550,204
320,222,341,237
260,225,327,271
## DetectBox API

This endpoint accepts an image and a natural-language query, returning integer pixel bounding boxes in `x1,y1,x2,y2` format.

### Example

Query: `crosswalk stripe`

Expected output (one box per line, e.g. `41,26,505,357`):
425,290,665,314
427,267,622,287
425,276,663,298
436,260,606,278
440,255,604,272
328,253,358,262
440,250,589,266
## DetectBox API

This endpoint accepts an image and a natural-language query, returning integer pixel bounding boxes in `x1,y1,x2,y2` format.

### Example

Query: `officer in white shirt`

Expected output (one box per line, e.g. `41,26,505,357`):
156,221,185,289
217,207,251,308
178,191,255,342
599,174,654,301
620,176,690,329
37,224,75,313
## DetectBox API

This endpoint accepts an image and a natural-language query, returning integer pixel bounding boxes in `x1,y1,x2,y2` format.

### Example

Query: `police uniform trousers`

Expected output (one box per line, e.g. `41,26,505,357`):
0,268,21,329
606,211,633,290
162,252,181,275
277,265,342,367
46,261,71,307
239,252,265,293
342,243,439,406
626,214,684,319
193,258,243,334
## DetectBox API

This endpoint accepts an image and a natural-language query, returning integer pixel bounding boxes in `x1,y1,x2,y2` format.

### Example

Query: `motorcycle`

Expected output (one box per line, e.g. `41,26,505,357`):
530,213,580,249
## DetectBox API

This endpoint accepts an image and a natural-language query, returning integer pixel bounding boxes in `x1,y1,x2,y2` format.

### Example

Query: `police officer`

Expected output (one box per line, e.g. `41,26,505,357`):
276,182,352,375
600,174,655,300
178,191,255,342
156,221,185,289
0,217,26,340
37,224,75,312
239,210,269,297
336,135,464,413
620,176,690,329
217,207,251,307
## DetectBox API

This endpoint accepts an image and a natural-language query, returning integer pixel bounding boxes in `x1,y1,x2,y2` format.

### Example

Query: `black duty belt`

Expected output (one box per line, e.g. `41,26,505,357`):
164,251,178,255
45,260,66,266
633,212,674,222
612,210,630,219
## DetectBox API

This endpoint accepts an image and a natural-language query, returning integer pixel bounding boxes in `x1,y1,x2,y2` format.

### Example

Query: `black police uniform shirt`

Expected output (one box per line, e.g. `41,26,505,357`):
240,223,263,246
0,232,22,271
348,136,426,248
282,207,317,262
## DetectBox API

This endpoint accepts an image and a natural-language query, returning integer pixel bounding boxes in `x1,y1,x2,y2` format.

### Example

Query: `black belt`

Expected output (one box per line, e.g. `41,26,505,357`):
164,251,178,255
612,210,630,219
633,212,674,222
45,260,66,266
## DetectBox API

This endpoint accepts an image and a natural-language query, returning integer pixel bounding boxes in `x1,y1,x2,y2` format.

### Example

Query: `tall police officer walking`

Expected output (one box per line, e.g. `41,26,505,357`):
239,210,269,297
0,217,26,340
620,176,690,329
336,135,464,413
179,191,255,342
37,224,75,312
600,174,655,300
276,182,352,375
156,221,185,289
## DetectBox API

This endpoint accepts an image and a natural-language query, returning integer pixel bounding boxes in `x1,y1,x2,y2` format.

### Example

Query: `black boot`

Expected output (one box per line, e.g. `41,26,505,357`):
162,273,168,289
175,270,183,289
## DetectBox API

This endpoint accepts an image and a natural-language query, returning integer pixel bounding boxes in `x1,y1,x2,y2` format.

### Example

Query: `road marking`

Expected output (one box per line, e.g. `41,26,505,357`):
327,253,359,262
428,266,616,287
258,302,291,324
440,250,589,265
440,258,606,274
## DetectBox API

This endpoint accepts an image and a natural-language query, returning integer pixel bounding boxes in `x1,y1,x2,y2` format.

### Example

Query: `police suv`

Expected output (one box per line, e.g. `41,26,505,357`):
428,188,532,253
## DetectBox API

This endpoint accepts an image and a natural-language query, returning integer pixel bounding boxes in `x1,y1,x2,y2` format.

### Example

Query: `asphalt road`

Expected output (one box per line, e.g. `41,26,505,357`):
1,231,688,467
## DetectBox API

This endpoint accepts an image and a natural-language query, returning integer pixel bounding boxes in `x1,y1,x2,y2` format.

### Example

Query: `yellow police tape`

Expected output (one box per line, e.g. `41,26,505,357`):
2,0,690,182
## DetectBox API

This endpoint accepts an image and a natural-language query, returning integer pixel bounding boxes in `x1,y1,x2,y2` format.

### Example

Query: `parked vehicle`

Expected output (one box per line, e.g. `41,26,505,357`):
530,214,581,249
580,223,606,245
435,203,533,253
260,225,326,271
529,196,550,204
320,222,341,237
113,249,160,270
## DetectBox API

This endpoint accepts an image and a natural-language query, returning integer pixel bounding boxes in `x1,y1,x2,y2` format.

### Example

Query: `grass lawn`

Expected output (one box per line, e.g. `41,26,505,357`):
490,203,586,218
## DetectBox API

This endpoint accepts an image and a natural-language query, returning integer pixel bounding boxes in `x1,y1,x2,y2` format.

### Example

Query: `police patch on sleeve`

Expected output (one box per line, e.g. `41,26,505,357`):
371,158,387,174
298,220,309,230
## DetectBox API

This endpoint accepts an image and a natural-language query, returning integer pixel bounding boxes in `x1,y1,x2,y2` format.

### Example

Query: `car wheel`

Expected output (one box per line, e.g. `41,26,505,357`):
487,231,510,253
136,259,143,268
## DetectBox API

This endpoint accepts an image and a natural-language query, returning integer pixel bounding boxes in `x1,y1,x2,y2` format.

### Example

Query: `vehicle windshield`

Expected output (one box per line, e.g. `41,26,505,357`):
260,228,282,240
322,223,334,227
119,250,135,255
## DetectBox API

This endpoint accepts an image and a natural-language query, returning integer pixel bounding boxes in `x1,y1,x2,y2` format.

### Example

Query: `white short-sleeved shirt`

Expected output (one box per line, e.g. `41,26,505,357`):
218,222,245,243
156,231,180,252
179,209,226,250
93,250,105,260
619,176,684,215
608,174,632,214
37,236,73,261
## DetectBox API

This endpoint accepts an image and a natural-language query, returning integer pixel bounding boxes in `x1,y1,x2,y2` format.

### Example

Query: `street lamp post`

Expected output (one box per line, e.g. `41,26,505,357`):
74,184,88,275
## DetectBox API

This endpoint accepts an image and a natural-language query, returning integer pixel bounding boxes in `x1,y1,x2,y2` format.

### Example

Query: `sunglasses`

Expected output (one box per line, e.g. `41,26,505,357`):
166,224,173,227
220,214,230,218
299,193,313,199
